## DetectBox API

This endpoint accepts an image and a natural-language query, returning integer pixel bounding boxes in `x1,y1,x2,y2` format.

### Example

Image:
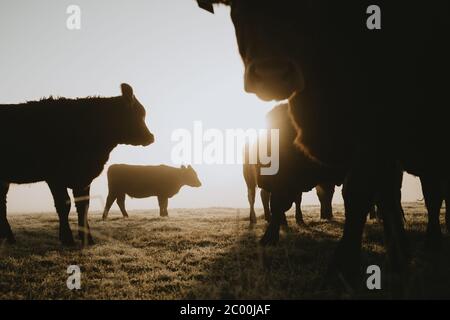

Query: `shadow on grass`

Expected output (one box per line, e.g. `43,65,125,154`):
183,213,450,299
2,208,450,299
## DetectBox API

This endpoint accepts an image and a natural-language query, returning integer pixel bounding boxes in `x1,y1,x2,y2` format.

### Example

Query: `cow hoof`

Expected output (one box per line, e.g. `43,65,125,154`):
295,218,305,226
250,216,257,224
60,231,75,247
259,225,280,246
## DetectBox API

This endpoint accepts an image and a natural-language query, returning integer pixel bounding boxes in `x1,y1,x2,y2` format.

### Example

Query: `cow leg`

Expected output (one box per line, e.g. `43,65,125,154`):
116,193,129,218
377,173,409,273
317,183,334,220
294,193,304,226
102,192,117,220
328,168,373,287
0,182,15,244
158,196,169,217
260,192,292,246
261,189,271,222
247,186,257,224
47,183,74,246
420,176,443,250
73,186,94,246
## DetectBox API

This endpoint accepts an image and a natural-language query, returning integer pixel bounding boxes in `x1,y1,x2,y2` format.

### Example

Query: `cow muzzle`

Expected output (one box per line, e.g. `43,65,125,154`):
143,133,155,146
244,59,305,101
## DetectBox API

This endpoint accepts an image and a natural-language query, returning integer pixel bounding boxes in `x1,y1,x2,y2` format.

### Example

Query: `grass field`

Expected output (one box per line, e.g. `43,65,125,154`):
0,203,449,300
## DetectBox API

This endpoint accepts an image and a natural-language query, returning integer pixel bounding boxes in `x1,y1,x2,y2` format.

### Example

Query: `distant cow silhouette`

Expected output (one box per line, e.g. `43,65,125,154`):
243,162,335,225
102,164,202,219
243,103,342,237
0,83,154,246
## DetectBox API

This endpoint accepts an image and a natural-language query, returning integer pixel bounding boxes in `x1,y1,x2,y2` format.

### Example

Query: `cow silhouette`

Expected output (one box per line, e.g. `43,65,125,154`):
0,83,154,246
199,0,449,285
243,103,342,230
244,161,335,225
102,164,201,219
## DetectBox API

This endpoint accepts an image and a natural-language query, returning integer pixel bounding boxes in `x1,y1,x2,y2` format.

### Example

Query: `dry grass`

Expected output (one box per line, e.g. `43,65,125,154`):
0,203,449,300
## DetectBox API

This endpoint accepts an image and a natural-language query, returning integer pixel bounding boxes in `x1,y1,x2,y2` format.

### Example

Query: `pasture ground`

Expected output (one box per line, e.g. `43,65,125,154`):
1,203,449,299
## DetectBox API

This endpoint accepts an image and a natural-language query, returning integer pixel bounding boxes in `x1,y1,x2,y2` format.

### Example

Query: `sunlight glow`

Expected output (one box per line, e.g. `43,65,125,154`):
0,0,422,212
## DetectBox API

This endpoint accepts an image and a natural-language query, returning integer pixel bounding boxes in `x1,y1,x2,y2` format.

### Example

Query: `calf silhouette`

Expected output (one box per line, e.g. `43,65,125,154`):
243,162,335,225
102,164,201,219
245,103,344,244
0,83,154,246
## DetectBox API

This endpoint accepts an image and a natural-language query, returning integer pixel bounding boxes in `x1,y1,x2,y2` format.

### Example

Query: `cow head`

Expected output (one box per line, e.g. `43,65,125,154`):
198,0,306,101
181,165,202,187
198,1,356,166
119,83,155,146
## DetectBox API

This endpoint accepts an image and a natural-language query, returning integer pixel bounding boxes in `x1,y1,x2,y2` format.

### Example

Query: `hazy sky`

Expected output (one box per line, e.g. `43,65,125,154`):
0,0,423,213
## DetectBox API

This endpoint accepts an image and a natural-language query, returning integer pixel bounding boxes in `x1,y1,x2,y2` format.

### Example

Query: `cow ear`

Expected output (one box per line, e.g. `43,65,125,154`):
187,165,193,170
121,83,134,103
181,165,186,170
197,0,214,13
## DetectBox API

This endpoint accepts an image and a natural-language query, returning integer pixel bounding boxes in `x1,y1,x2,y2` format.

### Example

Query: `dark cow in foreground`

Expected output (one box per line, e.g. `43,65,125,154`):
0,84,154,246
243,103,341,234
102,164,202,219
199,0,449,284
